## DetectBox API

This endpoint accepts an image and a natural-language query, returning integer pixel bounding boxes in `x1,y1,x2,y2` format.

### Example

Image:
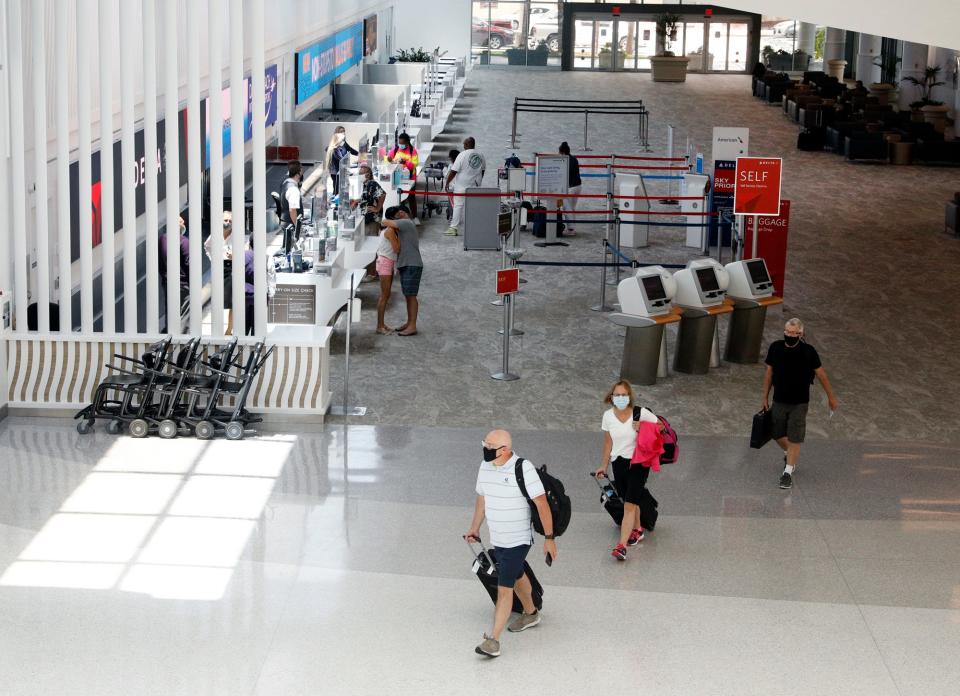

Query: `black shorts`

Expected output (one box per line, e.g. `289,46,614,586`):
398,265,422,297
612,456,650,506
493,544,530,588
771,401,809,443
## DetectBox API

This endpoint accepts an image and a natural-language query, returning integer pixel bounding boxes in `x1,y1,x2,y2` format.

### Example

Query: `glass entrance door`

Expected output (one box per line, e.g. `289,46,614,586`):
572,15,620,70
615,19,656,70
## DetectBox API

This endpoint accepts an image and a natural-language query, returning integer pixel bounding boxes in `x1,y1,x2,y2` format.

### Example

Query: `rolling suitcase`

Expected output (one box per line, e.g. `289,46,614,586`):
465,536,543,613
592,472,659,531
591,472,624,526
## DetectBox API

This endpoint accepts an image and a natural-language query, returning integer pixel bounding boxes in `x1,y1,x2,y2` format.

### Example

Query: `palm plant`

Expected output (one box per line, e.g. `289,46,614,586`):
902,65,945,108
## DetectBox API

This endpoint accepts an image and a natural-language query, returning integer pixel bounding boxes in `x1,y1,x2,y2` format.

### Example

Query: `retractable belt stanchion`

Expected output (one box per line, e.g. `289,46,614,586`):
582,108,591,151
330,273,366,417
492,247,524,382
591,162,615,312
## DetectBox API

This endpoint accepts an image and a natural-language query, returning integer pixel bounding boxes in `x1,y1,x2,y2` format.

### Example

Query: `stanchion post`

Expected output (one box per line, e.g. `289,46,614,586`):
582,108,591,151
614,210,623,286
511,97,518,148
330,273,366,417
491,293,519,381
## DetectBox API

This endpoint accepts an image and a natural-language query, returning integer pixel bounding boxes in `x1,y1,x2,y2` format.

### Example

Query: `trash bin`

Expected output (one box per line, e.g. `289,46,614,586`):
673,310,717,374
609,313,669,386
724,301,769,364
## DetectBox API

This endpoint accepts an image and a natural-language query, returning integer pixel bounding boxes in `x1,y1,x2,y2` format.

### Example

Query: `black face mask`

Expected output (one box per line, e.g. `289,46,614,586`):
482,446,502,462
784,334,801,347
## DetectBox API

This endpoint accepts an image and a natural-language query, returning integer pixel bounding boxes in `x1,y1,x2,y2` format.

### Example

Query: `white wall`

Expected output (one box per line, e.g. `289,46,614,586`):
393,0,470,61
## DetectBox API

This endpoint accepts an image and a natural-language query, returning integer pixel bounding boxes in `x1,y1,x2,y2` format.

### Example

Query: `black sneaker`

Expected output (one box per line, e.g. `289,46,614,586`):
779,471,793,489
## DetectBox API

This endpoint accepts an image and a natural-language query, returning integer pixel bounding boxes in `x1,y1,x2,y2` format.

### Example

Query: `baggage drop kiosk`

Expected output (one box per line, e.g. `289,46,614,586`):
722,258,783,363
672,259,732,374
609,267,680,385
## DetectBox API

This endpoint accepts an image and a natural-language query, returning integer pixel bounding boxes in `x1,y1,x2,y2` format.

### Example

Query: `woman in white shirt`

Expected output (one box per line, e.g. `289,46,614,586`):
595,380,658,561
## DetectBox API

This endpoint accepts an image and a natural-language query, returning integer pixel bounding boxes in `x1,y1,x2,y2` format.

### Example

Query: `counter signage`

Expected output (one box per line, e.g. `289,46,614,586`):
535,155,569,196
268,284,317,324
496,268,520,295
712,127,749,164
713,159,736,200
296,23,364,104
733,157,782,216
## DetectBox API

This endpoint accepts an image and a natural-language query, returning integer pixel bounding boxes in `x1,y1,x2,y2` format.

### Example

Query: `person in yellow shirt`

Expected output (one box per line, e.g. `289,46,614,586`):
387,132,421,225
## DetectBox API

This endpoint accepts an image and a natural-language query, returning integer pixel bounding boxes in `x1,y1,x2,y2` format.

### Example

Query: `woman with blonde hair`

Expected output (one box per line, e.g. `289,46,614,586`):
595,380,659,561
325,125,358,198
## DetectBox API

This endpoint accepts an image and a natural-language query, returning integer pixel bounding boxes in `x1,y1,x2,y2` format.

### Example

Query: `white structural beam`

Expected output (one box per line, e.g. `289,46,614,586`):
186,0,202,335
163,0,180,334
229,0,245,335
0,0,9,323
142,0,159,333
56,0,72,331
99,0,116,332
250,0,267,336
77,0,94,332
208,0,224,336
31,0,51,332
9,0,28,332
119,0,137,333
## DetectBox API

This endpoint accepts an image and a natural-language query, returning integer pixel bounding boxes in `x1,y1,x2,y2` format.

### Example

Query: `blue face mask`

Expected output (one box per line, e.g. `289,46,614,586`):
399,144,408,150
612,395,630,410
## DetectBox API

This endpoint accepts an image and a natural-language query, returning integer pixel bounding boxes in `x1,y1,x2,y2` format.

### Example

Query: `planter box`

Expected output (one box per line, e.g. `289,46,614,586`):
598,53,625,69
651,56,690,82
921,104,950,133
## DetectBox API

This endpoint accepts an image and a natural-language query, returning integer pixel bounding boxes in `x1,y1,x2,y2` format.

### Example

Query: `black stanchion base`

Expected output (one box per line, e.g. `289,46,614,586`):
534,241,570,247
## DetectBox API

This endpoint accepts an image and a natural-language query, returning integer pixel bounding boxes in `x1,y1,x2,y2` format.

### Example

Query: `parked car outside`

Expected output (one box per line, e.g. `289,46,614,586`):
472,18,517,50
527,6,561,52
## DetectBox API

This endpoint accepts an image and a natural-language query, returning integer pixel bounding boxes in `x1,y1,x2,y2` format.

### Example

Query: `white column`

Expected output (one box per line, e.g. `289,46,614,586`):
77,0,94,332
208,0,225,337
142,0,159,333
796,22,817,69
928,46,959,113
229,0,245,335
31,0,51,331
855,33,882,84
119,0,137,333
8,0,28,332
250,0,267,336
99,0,116,332
163,0,180,334
899,41,929,110
186,0,202,335
823,28,845,63
0,0,9,315
56,0,72,332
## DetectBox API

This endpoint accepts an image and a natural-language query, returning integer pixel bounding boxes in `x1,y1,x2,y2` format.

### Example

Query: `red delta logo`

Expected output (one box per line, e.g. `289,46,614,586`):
90,181,102,247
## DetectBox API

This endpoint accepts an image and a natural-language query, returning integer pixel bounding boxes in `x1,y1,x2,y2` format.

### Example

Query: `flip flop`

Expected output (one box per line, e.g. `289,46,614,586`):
397,330,418,336
376,328,393,335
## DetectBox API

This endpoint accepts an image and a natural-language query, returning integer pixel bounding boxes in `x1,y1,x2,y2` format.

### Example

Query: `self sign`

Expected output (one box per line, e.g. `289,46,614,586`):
733,157,782,215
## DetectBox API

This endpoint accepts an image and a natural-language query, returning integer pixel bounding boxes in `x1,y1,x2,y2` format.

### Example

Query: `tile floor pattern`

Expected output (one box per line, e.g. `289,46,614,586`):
3,71,960,695
1,420,959,695
330,71,960,444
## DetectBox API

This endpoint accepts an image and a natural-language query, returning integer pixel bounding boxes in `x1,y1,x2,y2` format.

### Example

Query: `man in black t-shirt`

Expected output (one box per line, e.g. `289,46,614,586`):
762,317,839,489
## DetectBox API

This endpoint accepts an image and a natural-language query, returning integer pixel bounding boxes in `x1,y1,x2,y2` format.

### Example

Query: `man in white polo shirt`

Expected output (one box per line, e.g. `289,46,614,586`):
466,429,557,658
444,136,486,236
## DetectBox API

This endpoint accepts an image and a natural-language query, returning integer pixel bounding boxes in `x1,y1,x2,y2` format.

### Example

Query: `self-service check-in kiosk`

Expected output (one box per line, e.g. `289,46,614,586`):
608,267,680,385
672,259,732,374
722,258,784,364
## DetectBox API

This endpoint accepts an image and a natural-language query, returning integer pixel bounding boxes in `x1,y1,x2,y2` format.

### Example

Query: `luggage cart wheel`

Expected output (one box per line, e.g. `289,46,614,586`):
158,419,178,439
76,420,94,435
105,420,122,435
224,421,244,441
195,421,215,440
129,419,149,439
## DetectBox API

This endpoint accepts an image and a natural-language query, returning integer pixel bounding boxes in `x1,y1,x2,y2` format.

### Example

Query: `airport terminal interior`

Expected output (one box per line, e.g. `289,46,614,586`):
1,1,959,694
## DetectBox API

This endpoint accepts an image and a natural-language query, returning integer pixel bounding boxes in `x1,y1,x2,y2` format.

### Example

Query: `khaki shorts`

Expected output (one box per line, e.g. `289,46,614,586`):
771,401,809,443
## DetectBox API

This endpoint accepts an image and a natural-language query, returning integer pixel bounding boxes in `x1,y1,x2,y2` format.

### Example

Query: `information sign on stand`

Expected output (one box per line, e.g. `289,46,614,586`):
712,127,750,164
534,155,569,248
496,268,520,295
733,157,782,216
743,199,791,297
268,284,317,324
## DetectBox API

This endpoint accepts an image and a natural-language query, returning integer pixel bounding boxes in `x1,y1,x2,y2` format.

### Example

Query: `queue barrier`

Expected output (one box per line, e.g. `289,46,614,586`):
511,97,650,150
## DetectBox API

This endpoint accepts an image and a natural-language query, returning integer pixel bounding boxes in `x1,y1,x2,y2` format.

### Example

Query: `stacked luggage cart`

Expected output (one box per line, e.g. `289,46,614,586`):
74,336,275,441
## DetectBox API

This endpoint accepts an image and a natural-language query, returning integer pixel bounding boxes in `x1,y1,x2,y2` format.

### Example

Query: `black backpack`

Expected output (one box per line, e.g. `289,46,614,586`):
515,458,571,537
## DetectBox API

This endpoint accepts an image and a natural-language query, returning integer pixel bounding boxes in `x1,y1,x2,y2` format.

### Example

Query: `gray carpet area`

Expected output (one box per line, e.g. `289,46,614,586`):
327,70,960,444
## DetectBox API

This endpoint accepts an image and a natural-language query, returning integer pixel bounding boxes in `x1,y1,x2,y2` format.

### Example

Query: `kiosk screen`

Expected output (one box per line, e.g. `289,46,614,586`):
747,259,770,285
695,267,720,292
641,275,667,301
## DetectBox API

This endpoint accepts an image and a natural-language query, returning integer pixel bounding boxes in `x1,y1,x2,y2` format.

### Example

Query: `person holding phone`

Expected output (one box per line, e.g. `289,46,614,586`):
466,429,556,658
595,380,659,561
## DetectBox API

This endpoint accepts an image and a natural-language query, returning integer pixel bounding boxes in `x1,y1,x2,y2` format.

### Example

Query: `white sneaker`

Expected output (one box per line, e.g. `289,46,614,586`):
445,227,459,236
413,217,422,226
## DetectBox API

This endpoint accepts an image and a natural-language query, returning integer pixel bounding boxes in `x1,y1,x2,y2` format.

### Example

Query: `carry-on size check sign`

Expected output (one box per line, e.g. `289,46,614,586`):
733,157,783,216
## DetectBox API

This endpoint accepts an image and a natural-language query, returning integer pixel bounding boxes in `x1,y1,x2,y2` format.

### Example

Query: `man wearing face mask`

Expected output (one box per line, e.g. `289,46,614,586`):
762,318,839,489
466,430,557,658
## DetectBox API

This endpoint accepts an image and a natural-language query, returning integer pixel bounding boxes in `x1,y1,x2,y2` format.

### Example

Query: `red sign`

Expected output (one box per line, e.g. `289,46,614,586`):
743,200,790,297
713,160,736,196
496,268,520,295
734,157,782,215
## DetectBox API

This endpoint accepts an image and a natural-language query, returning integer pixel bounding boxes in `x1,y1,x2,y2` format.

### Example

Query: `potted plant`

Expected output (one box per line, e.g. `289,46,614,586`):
903,65,948,130
651,13,689,82
598,42,624,69
394,46,439,63
506,40,549,67
869,54,900,105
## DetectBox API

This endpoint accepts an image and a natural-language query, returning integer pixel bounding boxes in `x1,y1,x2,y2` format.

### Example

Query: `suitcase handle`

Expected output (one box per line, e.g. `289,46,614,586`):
463,534,488,559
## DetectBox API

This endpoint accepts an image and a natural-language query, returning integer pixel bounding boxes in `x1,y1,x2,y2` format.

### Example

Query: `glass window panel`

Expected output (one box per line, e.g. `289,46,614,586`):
683,22,705,71
728,22,749,72
573,19,595,69
709,23,729,71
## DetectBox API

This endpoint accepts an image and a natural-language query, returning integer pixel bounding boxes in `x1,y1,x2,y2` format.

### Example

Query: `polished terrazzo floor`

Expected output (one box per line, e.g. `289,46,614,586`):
1,420,958,695
3,69,960,696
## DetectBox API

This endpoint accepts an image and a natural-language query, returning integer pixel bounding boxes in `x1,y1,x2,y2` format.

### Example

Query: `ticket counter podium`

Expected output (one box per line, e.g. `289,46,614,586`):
722,258,782,364
609,309,682,385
